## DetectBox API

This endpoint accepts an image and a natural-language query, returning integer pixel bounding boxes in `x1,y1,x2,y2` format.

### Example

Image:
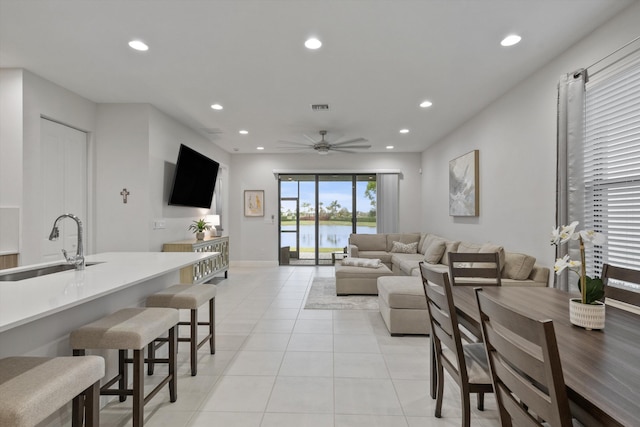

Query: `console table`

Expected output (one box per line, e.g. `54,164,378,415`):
163,236,229,283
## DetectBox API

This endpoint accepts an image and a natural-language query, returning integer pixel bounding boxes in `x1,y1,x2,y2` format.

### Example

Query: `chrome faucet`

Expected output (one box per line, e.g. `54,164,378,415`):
48,213,85,270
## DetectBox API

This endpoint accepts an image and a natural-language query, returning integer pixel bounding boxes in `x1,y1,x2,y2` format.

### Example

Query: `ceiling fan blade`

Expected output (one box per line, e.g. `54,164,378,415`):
331,144,371,149
330,148,358,153
278,140,312,147
331,137,367,146
303,134,318,144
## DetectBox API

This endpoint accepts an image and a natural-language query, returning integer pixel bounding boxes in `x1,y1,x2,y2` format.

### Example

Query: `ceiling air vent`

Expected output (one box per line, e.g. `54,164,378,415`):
311,104,330,111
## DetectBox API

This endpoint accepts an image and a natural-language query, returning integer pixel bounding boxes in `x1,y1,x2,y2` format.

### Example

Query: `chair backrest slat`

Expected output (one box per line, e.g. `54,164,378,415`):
603,263,640,306
449,252,502,286
475,288,573,427
419,263,467,380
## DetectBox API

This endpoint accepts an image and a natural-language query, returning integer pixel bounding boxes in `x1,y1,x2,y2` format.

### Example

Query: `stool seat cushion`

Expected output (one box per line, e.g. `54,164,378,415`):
70,307,179,350
0,356,104,427
147,284,216,310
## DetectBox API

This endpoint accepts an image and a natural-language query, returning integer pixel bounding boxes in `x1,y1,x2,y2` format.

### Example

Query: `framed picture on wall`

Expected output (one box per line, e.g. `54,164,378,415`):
449,150,479,216
244,190,264,217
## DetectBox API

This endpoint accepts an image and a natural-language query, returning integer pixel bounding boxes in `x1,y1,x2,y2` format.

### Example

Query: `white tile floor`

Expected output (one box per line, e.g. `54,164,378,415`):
98,266,501,427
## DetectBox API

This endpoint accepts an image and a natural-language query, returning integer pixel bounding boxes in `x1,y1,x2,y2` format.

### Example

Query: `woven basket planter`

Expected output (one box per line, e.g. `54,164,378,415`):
569,298,605,330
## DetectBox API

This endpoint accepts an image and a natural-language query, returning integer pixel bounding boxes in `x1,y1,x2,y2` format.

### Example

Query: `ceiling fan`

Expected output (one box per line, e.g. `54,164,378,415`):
279,130,371,155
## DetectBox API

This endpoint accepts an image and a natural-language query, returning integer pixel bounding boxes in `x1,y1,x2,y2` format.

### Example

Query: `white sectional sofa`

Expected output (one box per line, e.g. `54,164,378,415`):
347,232,549,288
345,232,550,335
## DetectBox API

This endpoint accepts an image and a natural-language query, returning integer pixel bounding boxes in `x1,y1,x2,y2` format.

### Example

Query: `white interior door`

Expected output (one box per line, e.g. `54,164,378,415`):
40,119,87,262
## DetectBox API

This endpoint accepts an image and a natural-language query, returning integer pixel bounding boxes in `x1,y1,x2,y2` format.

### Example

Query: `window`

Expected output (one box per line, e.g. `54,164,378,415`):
583,52,640,280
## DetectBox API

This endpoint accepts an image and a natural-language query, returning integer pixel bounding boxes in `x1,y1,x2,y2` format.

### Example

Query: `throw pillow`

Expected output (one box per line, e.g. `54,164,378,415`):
441,241,461,266
424,240,446,264
476,243,506,271
390,241,418,254
503,252,536,280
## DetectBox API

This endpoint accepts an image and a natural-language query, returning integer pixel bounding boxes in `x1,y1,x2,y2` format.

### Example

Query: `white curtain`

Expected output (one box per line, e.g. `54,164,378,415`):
555,70,587,291
376,173,399,233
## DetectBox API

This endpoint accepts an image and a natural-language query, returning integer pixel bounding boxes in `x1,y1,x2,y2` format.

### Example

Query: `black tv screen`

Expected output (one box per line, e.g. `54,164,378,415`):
168,144,219,208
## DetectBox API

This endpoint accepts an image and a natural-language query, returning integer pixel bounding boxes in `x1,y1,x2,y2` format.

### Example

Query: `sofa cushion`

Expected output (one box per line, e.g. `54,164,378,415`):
342,257,382,268
503,252,537,280
418,233,428,254
420,234,447,255
441,241,461,266
390,241,418,254
476,243,506,271
424,239,446,264
385,233,420,251
357,251,392,266
350,233,387,251
377,277,427,309
457,241,482,253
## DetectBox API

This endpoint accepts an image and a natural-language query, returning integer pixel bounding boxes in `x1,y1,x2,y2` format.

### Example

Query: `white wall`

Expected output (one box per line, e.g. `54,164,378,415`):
420,1,640,280
229,152,422,263
95,104,151,252
0,70,231,262
20,70,97,265
148,106,231,251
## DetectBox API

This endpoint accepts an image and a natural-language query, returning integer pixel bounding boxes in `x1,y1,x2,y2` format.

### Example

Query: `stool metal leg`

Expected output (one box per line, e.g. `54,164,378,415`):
119,350,127,402
133,349,144,427
72,349,86,427
169,325,178,402
147,340,155,375
85,380,100,427
190,309,198,376
214,298,216,354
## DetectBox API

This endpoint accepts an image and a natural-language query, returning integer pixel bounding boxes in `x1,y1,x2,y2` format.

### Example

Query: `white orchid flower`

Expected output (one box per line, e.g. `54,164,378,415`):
554,254,581,275
550,221,579,245
579,229,605,246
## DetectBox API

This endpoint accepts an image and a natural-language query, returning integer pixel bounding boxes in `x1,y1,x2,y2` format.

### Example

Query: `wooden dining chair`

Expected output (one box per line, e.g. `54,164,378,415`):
475,287,575,427
602,263,640,306
419,262,493,427
448,252,502,287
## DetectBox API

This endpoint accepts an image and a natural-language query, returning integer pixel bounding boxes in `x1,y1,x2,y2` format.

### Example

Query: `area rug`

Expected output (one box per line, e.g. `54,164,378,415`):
304,277,379,310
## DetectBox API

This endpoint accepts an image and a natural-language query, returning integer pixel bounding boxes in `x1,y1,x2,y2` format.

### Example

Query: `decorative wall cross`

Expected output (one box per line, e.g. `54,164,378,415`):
120,188,130,204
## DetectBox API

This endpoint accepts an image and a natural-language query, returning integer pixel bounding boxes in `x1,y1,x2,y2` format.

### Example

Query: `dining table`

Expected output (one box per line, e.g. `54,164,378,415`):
434,286,640,427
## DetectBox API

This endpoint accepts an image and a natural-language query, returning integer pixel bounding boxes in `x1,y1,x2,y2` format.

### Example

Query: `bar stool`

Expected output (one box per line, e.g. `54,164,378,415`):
146,283,216,376
0,355,104,427
70,307,179,427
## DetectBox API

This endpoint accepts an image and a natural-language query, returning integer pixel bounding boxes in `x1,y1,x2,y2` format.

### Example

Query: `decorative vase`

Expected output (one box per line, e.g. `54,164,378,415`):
569,298,605,330
196,231,205,240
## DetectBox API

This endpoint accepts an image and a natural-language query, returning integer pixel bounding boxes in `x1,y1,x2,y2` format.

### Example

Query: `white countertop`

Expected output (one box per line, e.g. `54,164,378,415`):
0,251,219,333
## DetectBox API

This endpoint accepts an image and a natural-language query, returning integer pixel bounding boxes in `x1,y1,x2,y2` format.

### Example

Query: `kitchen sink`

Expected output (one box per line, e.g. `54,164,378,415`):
0,262,102,282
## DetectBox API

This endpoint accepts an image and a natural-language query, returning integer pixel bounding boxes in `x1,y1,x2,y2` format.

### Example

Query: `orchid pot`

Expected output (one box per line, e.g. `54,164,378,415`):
551,221,606,330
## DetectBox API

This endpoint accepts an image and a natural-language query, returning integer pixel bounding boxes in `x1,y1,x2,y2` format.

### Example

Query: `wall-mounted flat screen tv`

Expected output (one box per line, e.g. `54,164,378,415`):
168,144,219,208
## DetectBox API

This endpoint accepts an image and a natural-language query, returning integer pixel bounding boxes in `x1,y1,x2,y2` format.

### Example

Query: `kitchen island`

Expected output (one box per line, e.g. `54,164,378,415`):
0,251,220,358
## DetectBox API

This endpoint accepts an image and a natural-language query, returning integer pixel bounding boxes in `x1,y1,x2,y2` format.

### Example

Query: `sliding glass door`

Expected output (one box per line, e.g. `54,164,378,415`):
279,174,376,265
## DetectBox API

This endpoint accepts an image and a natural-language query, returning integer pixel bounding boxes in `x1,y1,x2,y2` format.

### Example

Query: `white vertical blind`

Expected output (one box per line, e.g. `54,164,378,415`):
583,52,640,276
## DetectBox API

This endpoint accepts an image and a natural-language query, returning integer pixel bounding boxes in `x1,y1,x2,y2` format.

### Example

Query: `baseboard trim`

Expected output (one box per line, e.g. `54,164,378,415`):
230,260,279,268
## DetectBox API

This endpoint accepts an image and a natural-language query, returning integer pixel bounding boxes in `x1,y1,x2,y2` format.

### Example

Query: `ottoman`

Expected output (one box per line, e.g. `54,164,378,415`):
377,276,430,336
335,263,394,295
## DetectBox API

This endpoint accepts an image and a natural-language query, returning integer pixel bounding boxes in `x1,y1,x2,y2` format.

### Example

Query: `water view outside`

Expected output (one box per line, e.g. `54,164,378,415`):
280,224,375,254
280,174,377,260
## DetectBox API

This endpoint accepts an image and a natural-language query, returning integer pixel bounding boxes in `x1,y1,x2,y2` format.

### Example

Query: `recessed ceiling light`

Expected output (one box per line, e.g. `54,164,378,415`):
399,129,410,134
305,38,322,50
128,40,149,51
501,34,522,47
419,100,433,108
211,104,223,110
239,130,249,135
256,146,264,150
386,145,394,150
